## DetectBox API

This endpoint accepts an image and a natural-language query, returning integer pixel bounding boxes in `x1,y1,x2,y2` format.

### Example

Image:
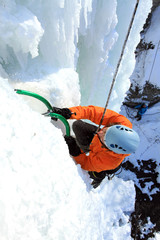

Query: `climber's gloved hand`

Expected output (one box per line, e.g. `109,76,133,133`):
64,135,81,157
52,107,72,119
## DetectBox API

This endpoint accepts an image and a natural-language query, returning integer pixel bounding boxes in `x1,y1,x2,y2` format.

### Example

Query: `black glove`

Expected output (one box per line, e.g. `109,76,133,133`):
88,171,107,188
64,135,81,156
52,107,72,119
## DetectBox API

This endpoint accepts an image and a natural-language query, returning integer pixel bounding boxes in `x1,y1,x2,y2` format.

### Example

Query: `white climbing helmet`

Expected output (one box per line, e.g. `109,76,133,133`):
105,125,140,154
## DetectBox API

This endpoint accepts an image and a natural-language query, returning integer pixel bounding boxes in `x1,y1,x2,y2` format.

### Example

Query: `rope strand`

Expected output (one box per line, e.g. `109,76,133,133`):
148,40,160,82
96,0,140,132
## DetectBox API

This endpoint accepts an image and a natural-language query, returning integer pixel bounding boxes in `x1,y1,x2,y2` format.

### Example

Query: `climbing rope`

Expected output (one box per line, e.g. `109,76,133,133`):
148,39,160,82
125,105,137,119
96,0,140,132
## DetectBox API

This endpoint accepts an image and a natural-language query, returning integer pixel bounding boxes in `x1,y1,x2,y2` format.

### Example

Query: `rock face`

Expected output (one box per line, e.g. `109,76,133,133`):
122,2,160,239
122,160,160,239
124,81,160,108
124,1,160,109
152,0,160,9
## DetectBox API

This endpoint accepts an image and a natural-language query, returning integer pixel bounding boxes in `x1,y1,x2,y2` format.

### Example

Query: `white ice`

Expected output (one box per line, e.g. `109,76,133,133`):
0,0,158,239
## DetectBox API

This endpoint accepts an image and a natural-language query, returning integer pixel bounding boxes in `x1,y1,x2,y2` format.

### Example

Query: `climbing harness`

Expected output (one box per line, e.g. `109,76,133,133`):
14,89,70,136
107,166,123,180
90,164,123,189
96,0,140,132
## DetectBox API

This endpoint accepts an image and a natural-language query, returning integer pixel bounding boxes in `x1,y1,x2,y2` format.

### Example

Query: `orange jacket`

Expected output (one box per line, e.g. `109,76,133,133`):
69,105,132,172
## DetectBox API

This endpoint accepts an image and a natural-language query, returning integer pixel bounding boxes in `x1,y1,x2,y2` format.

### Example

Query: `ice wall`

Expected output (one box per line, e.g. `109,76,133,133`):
0,0,87,109
0,0,92,75
0,0,152,112
77,0,152,110
0,1,152,239
77,0,118,106
0,1,43,72
0,75,135,239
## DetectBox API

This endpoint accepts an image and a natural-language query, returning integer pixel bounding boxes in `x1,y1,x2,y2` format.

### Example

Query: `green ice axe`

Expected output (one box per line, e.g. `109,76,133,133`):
15,89,70,136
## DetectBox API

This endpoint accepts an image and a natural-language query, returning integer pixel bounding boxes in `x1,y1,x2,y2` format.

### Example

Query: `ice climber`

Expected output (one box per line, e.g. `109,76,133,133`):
134,103,148,121
52,105,140,188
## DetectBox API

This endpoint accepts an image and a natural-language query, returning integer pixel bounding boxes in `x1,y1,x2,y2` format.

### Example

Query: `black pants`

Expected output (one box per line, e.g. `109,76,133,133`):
72,120,97,152
72,120,121,182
